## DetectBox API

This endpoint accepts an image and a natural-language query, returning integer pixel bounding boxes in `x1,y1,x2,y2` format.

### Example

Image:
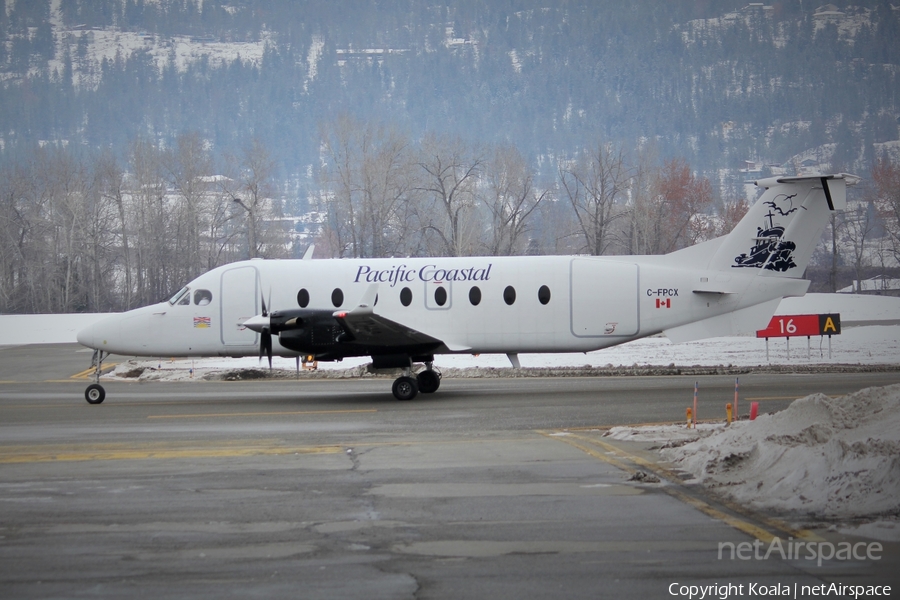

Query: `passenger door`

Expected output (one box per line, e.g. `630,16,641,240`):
220,265,259,347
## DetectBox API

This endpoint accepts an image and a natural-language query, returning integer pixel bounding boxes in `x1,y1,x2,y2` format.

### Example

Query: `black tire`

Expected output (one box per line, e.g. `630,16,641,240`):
416,369,441,394
392,376,419,401
85,383,106,404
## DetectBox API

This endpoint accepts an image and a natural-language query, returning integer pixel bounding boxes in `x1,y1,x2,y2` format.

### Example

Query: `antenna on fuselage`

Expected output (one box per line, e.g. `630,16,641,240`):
302,244,315,260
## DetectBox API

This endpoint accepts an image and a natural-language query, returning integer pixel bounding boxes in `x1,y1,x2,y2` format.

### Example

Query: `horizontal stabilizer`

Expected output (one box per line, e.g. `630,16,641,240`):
664,299,781,344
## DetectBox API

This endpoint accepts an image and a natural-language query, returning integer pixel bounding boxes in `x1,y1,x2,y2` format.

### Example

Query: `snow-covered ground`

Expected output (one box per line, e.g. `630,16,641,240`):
607,384,900,531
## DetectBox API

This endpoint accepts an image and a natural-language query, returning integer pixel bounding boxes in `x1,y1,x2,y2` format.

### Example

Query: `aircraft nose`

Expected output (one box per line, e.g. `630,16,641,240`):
76,321,97,348
76,314,121,351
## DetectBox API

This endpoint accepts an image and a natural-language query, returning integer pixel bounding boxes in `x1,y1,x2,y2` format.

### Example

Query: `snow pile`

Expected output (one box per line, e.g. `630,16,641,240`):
658,384,900,519
606,423,711,445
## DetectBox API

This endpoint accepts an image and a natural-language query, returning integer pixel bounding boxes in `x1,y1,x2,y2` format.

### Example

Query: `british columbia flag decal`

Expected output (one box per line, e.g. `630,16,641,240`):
193,316,211,328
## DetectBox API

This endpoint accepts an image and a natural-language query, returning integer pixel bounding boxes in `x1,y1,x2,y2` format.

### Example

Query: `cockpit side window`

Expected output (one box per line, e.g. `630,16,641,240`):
194,289,213,306
169,286,190,305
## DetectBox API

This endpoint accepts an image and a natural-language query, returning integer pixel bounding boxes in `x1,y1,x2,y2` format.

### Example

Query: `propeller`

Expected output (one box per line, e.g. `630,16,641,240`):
259,290,273,369
242,292,326,371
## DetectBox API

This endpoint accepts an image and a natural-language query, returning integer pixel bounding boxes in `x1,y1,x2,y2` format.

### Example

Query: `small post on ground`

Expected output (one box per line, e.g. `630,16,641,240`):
726,403,732,425
734,377,739,422
693,381,698,429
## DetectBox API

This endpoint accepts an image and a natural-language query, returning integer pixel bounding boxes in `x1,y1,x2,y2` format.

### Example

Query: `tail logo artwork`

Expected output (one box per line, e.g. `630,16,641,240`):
733,193,804,272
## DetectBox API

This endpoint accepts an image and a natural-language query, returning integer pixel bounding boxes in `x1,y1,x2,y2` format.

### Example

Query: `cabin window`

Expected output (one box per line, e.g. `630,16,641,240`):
331,288,344,307
177,291,191,305
434,286,447,306
469,286,481,306
297,288,310,308
400,287,413,307
193,289,213,306
503,285,516,305
538,285,551,305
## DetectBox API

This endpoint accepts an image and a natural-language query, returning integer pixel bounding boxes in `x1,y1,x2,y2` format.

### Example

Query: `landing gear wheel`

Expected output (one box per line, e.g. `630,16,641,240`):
416,369,441,394
392,376,419,401
85,383,106,405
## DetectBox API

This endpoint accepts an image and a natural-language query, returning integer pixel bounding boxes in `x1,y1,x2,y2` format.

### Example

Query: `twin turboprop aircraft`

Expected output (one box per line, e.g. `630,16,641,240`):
76,174,855,403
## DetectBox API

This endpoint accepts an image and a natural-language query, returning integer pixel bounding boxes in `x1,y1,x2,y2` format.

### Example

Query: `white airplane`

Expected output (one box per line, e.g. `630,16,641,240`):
77,173,855,403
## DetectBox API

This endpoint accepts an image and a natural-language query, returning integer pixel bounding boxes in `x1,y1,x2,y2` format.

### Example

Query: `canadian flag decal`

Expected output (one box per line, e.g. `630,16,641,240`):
656,298,671,309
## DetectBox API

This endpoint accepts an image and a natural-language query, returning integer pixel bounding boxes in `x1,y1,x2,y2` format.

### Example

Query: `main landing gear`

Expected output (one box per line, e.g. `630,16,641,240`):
84,349,108,404
391,363,441,401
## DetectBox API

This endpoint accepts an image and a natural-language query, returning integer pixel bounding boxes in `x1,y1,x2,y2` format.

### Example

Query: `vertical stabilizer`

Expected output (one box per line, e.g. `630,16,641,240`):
709,174,856,277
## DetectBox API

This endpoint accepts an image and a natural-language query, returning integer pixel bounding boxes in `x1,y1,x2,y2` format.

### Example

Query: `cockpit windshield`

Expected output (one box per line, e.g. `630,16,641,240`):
168,286,190,305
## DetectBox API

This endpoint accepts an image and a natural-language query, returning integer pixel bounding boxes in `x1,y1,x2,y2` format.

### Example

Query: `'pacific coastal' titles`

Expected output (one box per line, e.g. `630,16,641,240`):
354,264,493,288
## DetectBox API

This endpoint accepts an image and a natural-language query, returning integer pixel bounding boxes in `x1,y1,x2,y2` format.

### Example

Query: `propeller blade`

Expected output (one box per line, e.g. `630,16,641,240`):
260,329,272,369
259,288,273,369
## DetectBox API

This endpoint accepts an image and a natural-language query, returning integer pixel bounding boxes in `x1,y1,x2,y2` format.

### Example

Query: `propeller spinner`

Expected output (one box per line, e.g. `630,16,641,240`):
240,293,274,368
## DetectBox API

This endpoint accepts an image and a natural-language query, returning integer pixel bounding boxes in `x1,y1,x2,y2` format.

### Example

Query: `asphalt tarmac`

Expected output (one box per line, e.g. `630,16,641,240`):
1,344,898,599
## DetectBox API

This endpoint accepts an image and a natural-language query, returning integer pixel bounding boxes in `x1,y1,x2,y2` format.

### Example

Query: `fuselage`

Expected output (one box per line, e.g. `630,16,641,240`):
76,254,803,360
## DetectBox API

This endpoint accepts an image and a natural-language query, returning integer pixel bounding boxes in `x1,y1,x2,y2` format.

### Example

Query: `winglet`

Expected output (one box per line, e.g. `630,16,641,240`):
357,284,378,310
335,284,379,319
302,244,315,260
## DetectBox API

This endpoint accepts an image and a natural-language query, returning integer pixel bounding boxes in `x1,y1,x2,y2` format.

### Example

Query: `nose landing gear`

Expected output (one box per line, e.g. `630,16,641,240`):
84,349,108,404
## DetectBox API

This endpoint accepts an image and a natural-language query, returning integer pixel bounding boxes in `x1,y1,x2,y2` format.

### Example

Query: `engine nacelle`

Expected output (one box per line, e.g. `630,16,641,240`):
269,309,347,354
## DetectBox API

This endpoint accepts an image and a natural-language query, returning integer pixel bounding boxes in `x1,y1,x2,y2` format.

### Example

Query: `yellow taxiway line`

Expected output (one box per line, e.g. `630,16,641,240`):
69,364,119,380
537,429,823,544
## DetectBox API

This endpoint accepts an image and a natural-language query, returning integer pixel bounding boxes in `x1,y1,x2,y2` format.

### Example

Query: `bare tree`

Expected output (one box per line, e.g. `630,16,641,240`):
655,159,715,253
559,141,630,256
842,200,880,291
128,137,172,305
222,137,286,260
482,145,546,256
0,161,35,312
714,196,750,238
317,115,418,258
416,134,484,257
317,115,359,258
624,144,658,255
358,124,416,257
164,131,214,281
96,150,133,308
872,158,900,266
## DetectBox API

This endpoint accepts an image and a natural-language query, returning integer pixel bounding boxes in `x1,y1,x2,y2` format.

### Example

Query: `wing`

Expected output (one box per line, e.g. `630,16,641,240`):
335,306,444,347
333,285,468,351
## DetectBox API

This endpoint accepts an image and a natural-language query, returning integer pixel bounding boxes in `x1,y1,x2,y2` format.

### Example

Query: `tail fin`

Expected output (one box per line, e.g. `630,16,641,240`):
709,173,857,277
